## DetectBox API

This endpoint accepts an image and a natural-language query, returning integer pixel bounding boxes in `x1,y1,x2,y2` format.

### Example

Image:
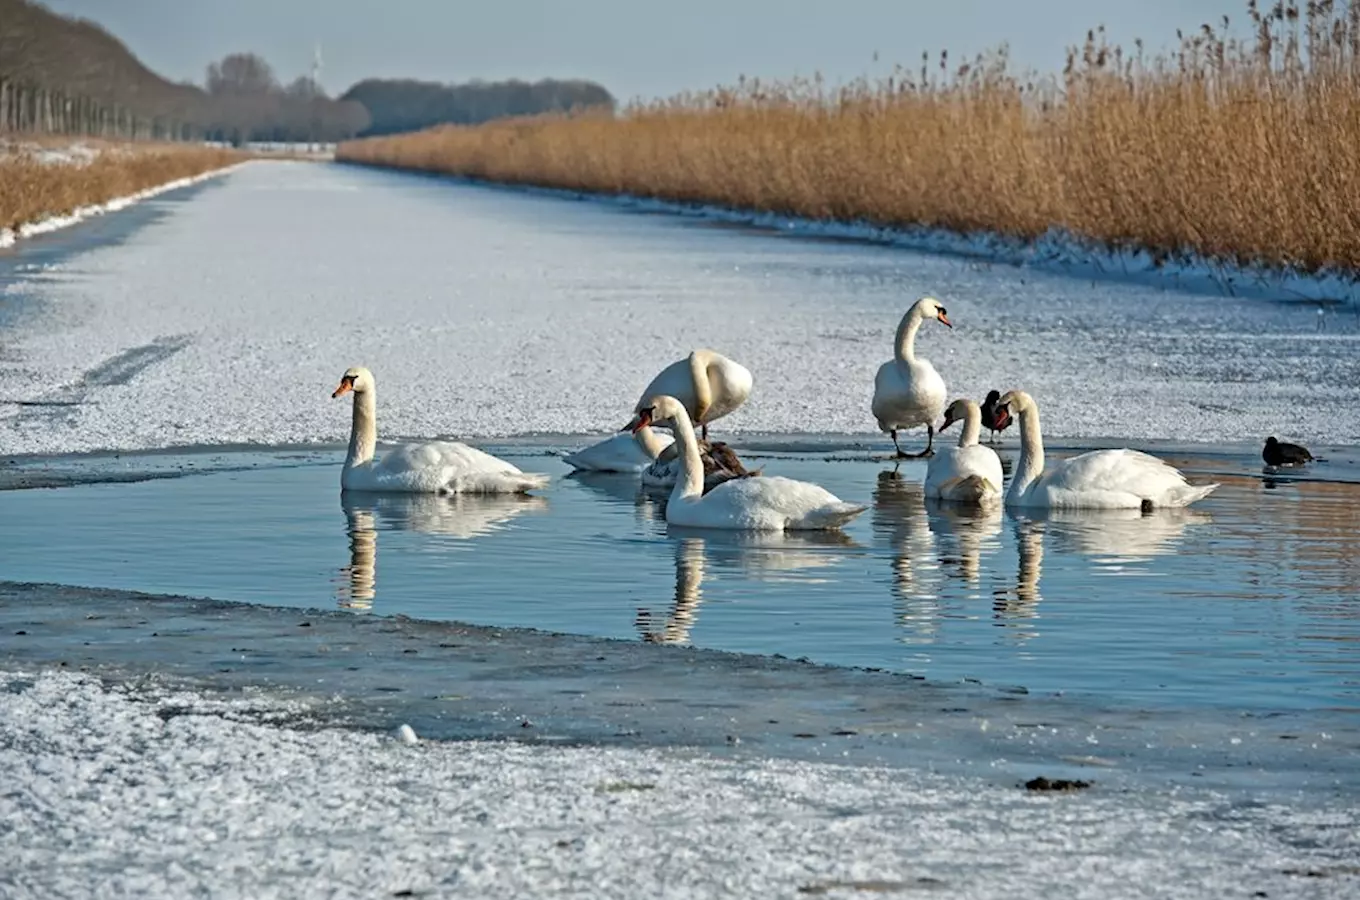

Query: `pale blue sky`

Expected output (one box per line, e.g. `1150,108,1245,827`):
44,0,1241,101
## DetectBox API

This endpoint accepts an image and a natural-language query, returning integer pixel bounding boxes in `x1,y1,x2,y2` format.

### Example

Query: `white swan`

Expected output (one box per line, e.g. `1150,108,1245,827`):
332,366,549,494
636,349,753,440
562,426,674,473
871,296,952,457
630,395,866,531
993,390,1218,510
924,398,1004,504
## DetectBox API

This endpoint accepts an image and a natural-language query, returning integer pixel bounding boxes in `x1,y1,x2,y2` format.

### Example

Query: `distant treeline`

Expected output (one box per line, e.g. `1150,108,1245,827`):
341,78,616,136
0,0,367,142
0,0,612,143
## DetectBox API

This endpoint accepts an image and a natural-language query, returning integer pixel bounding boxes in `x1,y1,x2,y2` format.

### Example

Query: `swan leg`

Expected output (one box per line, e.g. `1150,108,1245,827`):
891,429,905,457
701,422,709,441
896,425,935,459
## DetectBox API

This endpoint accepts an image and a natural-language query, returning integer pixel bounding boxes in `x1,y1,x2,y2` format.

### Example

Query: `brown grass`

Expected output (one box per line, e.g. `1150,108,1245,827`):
338,0,1360,276
0,141,243,233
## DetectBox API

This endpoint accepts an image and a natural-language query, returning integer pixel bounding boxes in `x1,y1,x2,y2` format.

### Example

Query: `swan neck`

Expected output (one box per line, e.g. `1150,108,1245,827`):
895,311,923,364
958,405,982,447
667,404,706,505
633,425,669,460
346,389,377,468
1010,403,1045,500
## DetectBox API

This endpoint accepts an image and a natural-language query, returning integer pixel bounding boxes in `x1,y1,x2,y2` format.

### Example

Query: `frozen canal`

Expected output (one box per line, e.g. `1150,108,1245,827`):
1,161,1358,898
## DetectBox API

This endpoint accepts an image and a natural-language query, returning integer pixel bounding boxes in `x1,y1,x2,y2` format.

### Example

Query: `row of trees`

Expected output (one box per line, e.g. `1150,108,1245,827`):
342,78,616,136
0,0,614,144
0,0,366,142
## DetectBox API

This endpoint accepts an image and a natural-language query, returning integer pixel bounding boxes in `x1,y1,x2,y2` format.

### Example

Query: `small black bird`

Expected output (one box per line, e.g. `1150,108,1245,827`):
980,390,1012,443
1263,436,1313,467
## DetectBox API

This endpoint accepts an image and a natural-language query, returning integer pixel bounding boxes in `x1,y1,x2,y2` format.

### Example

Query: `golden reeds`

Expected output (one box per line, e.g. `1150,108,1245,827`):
0,141,243,233
338,0,1360,276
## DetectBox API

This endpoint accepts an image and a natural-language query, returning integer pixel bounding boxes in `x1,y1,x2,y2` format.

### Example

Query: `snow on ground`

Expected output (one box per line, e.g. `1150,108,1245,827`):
1,160,1358,456
0,139,101,167
2,669,1356,900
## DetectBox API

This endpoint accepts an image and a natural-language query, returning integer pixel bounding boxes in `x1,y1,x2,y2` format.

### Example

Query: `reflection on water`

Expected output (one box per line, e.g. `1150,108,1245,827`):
636,537,704,644
872,468,940,643
992,519,1044,640
335,491,548,610
565,471,663,526
8,448,1360,714
634,529,861,645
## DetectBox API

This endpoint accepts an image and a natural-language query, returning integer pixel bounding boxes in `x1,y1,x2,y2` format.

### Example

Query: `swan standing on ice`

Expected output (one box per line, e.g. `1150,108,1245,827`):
636,349,753,440
629,395,866,531
991,390,1217,510
332,366,549,494
925,398,1005,504
872,297,952,457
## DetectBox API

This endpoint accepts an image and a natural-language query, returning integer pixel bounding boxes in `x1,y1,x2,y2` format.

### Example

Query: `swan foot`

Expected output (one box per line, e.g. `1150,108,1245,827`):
891,425,935,458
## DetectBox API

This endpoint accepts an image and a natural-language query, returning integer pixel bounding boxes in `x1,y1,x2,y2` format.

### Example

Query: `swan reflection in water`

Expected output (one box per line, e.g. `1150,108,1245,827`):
634,529,859,645
336,491,548,610
872,467,941,642
1020,506,1210,568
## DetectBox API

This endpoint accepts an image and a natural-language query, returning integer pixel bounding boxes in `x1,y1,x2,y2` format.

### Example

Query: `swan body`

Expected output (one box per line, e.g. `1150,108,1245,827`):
333,366,549,494
637,349,753,439
563,426,674,473
993,390,1217,510
631,395,865,531
925,399,1004,504
871,296,952,456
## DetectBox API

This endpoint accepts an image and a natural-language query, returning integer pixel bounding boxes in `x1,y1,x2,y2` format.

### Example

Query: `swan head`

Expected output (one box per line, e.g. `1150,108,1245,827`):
940,398,975,432
332,366,375,398
913,296,952,328
993,390,1035,430
626,394,685,433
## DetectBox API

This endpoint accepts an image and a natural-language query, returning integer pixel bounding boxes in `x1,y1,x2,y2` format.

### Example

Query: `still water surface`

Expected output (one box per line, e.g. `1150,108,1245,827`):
5,441,1357,717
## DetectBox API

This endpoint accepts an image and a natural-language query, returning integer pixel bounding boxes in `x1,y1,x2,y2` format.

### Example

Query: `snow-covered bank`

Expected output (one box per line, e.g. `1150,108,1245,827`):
0,162,245,250
3,160,1357,457
346,164,1360,307
2,668,1356,900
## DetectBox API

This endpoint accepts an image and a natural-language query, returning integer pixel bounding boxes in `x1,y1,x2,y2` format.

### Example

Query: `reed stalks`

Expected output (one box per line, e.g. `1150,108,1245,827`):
0,141,243,232
338,0,1360,276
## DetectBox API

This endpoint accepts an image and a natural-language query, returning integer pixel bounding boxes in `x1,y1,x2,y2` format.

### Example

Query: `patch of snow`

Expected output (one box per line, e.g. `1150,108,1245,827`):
1,160,1357,457
2,669,1355,899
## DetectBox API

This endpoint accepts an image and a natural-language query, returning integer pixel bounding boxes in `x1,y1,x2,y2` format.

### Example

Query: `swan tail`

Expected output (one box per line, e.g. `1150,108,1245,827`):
561,451,593,472
793,502,868,530
940,475,1000,504
1160,482,1218,508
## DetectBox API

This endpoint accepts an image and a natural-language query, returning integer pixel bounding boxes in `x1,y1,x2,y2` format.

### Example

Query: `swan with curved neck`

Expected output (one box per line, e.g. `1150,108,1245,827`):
871,297,952,457
629,395,865,530
992,390,1218,510
924,398,1004,504
332,366,549,494
636,349,753,441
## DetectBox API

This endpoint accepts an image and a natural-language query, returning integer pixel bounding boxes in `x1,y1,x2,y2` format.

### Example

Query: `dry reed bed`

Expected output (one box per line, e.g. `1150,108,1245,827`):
0,142,243,232
339,0,1360,276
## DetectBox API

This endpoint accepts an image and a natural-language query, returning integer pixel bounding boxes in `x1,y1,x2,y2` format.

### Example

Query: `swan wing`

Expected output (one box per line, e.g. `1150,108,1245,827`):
564,432,669,473
670,475,865,530
1038,449,1216,508
362,441,548,494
